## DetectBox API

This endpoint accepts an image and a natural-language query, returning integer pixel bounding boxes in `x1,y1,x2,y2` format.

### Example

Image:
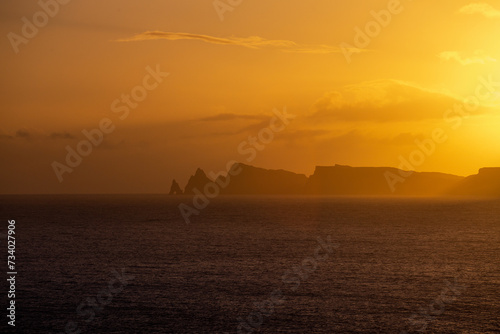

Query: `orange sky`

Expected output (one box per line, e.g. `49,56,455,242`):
1,0,500,193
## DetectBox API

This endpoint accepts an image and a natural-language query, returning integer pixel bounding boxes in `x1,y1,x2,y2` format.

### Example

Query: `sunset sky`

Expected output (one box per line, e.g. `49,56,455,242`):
1,0,500,193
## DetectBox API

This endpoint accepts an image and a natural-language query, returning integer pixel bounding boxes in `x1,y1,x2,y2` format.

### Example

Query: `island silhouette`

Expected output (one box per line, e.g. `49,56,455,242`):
169,163,500,197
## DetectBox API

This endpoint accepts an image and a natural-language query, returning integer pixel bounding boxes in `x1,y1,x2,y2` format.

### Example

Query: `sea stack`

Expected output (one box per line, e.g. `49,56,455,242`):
183,168,212,195
169,179,183,195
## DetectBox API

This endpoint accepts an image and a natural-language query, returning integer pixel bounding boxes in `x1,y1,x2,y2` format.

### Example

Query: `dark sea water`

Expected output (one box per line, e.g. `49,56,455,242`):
0,195,499,333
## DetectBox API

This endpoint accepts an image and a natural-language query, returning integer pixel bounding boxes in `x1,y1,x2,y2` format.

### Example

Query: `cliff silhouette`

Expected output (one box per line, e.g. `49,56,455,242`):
216,163,307,194
306,165,463,196
447,167,500,197
170,163,500,197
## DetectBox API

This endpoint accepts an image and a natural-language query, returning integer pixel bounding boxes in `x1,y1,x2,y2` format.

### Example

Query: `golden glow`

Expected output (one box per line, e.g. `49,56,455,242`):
1,0,500,193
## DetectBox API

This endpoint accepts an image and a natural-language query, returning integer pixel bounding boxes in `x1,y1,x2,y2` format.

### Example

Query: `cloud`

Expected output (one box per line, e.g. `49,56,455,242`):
309,80,473,122
49,132,76,140
458,2,500,18
438,51,497,65
1,130,77,141
0,129,36,142
116,31,348,54
278,129,331,140
15,129,32,139
187,119,272,138
388,132,421,145
199,113,267,122
0,129,32,141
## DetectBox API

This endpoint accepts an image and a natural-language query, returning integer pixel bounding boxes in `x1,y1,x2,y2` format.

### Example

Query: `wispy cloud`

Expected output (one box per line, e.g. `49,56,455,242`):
0,130,77,141
15,129,32,139
438,51,497,65
199,113,266,122
0,129,35,141
116,31,350,54
49,132,76,140
458,2,500,18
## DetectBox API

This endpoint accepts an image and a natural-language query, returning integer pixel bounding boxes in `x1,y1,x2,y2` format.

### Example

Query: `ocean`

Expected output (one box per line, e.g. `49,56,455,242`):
1,195,499,333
